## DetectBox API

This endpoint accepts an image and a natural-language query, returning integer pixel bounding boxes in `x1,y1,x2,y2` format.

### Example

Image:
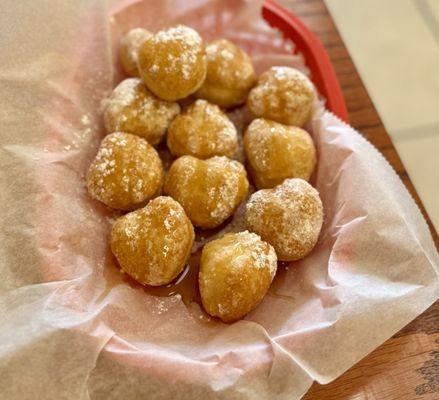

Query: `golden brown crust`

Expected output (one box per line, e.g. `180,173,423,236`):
120,28,152,77
247,67,315,127
244,118,316,189
111,196,194,286
245,178,323,261
138,25,207,101
199,231,277,322
167,99,238,159
163,155,249,229
194,39,256,108
103,78,180,145
87,132,163,210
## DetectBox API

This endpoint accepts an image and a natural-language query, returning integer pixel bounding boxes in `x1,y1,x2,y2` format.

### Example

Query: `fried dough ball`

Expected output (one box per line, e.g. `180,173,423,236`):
167,99,238,159
247,67,315,127
120,28,152,77
245,178,323,261
164,155,249,229
199,231,277,322
138,25,206,101
103,78,180,145
194,39,256,108
111,196,194,286
87,132,163,210
244,118,316,189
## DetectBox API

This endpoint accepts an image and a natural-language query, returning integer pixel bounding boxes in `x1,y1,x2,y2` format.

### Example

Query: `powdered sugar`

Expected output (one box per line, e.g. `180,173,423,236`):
206,156,248,221
110,196,194,286
87,132,163,209
244,117,316,188
199,230,278,321
245,178,323,261
203,39,255,90
81,114,91,125
164,155,248,229
247,66,315,126
148,25,204,80
120,28,151,76
62,113,94,152
233,231,277,277
153,25,202,47
167,99,238,159
149,64,159,74
103,78,180,145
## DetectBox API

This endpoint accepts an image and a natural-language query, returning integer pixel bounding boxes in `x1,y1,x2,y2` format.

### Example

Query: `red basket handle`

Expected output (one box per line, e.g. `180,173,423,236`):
262,0,349,123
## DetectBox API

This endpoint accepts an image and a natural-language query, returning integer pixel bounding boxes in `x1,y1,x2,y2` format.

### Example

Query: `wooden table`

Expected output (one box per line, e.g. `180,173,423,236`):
277,1,439,399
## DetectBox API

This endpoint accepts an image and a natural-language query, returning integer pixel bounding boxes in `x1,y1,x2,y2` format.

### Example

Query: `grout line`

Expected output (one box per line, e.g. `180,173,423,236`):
392,121,439,143
413,0,439,47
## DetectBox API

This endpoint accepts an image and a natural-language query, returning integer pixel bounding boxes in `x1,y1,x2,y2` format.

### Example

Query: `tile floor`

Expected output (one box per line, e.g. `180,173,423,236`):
324,0,439,231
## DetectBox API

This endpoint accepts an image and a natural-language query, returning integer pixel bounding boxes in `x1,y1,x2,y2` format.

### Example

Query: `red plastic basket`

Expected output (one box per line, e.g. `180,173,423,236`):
263,0,349,122
37,0,351,385
100,0,351,377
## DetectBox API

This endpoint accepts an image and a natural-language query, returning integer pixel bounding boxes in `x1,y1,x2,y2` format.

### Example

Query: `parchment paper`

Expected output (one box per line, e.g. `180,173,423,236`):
1,0,438,399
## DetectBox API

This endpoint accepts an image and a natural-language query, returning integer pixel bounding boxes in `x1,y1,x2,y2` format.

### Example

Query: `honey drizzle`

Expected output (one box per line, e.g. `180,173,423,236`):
117,216,293,308
138,223,232,305
141,251,201,305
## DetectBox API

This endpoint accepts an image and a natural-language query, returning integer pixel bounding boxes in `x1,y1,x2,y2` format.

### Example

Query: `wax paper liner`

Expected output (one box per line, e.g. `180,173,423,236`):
0,0,438,399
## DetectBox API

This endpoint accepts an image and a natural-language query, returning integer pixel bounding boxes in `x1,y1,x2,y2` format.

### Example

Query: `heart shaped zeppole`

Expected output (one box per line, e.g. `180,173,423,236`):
86,22,326,322
194,39,256,108
244,118,316,189
111,196,194,286
103,78,180,145
247,66,315,127
167,99,238,159
245,178,323,261
199,231,277,322
164,155,249,229
138,25,207,101
87,132,163,210
119,28,152,77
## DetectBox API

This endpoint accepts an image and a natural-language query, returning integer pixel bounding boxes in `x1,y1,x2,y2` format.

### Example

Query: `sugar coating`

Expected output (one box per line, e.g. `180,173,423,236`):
120,28,152,77
205,231,277,276
138,25,207,101
195,39,256,108
103,78,180,145
87,132,163,210
244,118,316,189
167,99,238,159
199,231,277,322
247,66,315,127
111,196,194,286
245,178,323,261
164,155,249,229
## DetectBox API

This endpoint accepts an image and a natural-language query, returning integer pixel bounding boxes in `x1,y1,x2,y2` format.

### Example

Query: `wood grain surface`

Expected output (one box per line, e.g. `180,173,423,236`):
278,0,439,399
